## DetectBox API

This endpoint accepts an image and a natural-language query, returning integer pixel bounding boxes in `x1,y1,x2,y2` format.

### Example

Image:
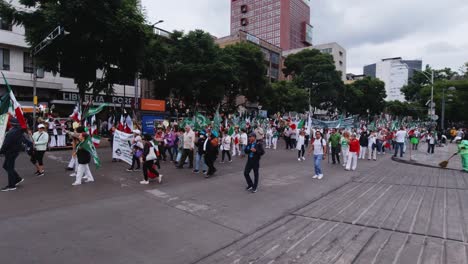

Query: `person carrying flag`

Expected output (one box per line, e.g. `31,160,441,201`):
72,133,95,186
0,118,24,191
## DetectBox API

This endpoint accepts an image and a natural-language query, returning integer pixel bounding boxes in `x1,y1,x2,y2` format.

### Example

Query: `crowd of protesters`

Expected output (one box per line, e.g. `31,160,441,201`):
1,112,468,193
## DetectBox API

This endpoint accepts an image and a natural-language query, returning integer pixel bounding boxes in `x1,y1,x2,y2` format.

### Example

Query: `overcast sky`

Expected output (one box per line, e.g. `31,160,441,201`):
141,0,468,74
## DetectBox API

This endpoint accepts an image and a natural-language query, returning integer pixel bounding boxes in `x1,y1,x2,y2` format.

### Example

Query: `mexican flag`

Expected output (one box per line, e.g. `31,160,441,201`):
297,119,305,129
92,135,101,147
1,72,27,129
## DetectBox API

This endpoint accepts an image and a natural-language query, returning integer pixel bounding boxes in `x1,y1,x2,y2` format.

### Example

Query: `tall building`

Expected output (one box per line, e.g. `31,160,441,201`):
282,42,347,81
230,0,313,51
364,57,422,102
0,1,138,117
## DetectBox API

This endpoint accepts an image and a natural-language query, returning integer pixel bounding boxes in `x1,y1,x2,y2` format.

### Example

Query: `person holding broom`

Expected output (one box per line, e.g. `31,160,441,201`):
458,138,468,173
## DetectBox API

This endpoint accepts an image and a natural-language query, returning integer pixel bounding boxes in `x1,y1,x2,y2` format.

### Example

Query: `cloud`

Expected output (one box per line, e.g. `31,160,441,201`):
142,0,468,75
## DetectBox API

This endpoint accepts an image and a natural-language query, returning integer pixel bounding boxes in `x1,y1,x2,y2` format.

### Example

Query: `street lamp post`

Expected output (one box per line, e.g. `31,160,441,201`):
31,26,68,130
441,86,456,132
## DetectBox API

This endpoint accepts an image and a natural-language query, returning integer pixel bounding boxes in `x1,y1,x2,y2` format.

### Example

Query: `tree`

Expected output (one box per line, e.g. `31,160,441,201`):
0,0,148,101
262,81,308,113
163,30,233,110
343,77,386,116
385,101,425,119
221,42,268,110
283,49,344,113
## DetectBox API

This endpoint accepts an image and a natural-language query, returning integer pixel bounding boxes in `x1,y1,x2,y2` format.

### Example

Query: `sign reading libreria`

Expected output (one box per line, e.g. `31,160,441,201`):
62,92,134,105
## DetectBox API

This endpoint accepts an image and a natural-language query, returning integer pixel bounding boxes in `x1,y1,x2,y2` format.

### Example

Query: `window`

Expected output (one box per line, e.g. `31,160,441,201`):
0,48,10,71
339,51,343,56
0,18,12,31
339,61,343,66
24,52,34,73
241,4,248,13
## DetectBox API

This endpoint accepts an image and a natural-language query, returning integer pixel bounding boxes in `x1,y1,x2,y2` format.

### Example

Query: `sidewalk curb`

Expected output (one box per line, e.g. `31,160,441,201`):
391,156,464,172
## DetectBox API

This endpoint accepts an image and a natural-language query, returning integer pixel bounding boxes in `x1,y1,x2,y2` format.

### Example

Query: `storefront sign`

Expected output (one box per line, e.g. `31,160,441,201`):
62,92,134,105
112,130,134,165
140,99,166,111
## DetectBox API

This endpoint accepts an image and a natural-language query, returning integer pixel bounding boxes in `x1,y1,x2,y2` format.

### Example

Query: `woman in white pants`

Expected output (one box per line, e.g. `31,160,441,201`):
341,131,350,167
271,128,279,150
368,131,377,161
72,133,94,186
265,126,273,149
358,130,369,159
346,134,361,171
296,130,306,161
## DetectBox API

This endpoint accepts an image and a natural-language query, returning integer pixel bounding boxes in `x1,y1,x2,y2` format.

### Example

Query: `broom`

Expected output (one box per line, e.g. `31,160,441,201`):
439,153,458,168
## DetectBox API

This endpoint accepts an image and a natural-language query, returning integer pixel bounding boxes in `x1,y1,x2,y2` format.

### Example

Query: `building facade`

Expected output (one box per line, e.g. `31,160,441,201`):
216,30,283,81
0,1,138,118
364,57,422,102
230,0,312,51
282,42,347,81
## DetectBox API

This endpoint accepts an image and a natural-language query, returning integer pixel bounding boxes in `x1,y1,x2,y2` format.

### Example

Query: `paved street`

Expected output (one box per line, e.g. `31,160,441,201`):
0,142,467,264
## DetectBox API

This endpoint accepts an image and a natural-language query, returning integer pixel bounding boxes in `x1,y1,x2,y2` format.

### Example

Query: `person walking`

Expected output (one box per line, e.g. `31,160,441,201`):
127,130,143,171
458,138,468,173
140,134,162,185
308,131,327,180
296,130,306,161
271,127,279,150
265,125,273,149
177,125,195,169
204,131,219,178
340,131,350,167
239,129,248,158
358,130,369,159
393,127,407,158
72,133,95,186
345,134,361,171
368,131,377,161
329,128,341,165
221,130,232,163
0,118,24,192
427,131,436,154
194,131,207,174
232,128,241,156
31,124,49,177
163,127,175,162
243,132,265,193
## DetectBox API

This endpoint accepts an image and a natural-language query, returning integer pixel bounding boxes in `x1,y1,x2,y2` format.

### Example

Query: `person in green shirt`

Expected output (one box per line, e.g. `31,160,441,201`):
340,131,350,167
458,139,468,172
328,128,341,165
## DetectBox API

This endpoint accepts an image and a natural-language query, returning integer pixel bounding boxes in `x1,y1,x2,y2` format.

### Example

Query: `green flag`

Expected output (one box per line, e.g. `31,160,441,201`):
228,126,234,136
297,119,305,129
213,108,222,134
78,136,101,168
83,103,109,119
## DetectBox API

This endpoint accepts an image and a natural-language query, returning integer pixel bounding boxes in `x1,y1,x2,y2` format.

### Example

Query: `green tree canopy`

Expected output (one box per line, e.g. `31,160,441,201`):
283,49,344,113
343,77,386,116
0,0,149,100
262,81,308,114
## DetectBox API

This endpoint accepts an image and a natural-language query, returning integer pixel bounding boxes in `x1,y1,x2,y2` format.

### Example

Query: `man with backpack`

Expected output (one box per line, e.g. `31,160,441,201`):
243,132,265,193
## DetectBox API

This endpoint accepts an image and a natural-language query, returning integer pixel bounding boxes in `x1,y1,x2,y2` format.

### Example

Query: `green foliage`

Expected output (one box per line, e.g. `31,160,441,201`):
0,0,148,100
385,100,425,119
222,42,268,107
262,81,308,113
283,49,344,113
343,77,386,116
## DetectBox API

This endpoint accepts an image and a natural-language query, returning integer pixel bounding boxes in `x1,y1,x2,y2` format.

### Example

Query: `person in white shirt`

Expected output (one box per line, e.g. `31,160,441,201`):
308,131,327,180
265,125,273,149
368,131,377,161
296,130,306,161
221,130,232,163
32,124,50,177
239,129,248,157
176,125,195,169
427,131,436,154
232,128,241,156
393,127,407,158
